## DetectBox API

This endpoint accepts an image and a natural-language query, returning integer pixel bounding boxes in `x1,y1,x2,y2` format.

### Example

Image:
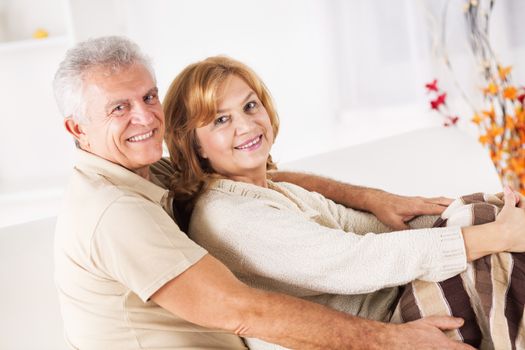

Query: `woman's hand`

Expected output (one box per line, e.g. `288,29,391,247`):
462,186,525,261
495,186,525,252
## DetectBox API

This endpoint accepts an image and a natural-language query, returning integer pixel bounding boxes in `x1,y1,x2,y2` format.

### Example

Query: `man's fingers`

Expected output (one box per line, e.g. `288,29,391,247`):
414,202,448,216
381,214,412,230
420,315,464,331
427,196,454,206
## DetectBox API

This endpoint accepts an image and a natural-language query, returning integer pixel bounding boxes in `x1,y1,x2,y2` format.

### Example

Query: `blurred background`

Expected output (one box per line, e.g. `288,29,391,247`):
1,0,524,227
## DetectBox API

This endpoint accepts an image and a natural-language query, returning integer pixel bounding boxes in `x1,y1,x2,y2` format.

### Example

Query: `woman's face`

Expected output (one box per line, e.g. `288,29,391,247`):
195,75,274,183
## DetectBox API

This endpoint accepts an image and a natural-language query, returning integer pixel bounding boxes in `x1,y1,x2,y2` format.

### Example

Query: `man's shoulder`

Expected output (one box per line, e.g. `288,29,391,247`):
55,169,170,255
65,168,129,207
57,169,154,233
150,157,174,188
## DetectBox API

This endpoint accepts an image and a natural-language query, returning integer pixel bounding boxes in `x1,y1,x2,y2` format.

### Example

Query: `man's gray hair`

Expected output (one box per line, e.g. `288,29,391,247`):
53,36,155,123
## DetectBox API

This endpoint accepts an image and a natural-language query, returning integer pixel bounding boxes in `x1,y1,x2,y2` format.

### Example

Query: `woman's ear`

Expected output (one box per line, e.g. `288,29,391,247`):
198,147,208,159
64,117,90,150
193,135,208,159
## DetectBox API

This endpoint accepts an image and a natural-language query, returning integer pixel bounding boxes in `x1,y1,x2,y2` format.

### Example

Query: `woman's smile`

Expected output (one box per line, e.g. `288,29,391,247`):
235,135,263,151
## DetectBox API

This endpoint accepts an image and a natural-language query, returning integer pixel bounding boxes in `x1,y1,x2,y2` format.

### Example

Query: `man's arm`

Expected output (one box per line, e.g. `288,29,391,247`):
152,254,472,350
271,171,452,230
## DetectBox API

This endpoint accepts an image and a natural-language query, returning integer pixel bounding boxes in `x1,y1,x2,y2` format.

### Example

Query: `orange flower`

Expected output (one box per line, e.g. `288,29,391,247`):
479,134,492,145
490,150,502,162
517,110,525,124
482,107,495,120
484,82,498,95
503,86,518,100
509,138,522,149
488,126,504,138
505,115,515,129
498,65,512,80
509,158,525,174
472,113,483,125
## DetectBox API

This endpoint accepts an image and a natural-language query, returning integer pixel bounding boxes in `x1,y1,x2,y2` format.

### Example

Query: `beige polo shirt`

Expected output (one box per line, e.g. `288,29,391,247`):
54,150,247,350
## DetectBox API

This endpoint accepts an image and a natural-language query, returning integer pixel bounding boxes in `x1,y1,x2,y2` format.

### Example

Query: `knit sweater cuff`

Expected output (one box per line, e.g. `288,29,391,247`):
420,226,467,282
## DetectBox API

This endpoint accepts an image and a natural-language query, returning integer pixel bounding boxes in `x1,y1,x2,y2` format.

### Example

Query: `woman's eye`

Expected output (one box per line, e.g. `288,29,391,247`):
244,101,258,112
214,115,230,125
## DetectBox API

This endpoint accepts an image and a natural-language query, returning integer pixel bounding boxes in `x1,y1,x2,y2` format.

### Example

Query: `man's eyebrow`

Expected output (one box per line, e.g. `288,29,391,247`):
217,91,255,114
145,87,159,96
105,98,129,112
104,87,158,112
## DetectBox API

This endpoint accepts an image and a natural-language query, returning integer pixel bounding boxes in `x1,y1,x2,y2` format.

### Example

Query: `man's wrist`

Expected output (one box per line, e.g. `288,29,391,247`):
360,187,386,213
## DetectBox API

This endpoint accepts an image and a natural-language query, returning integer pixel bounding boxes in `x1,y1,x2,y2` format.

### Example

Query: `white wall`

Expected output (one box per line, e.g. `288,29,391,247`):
1,0,524,226
0,41,74,194
123,0,342,163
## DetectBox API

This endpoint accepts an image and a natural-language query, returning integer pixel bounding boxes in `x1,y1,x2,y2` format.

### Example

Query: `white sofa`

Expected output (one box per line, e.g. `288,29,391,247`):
0,127,502,349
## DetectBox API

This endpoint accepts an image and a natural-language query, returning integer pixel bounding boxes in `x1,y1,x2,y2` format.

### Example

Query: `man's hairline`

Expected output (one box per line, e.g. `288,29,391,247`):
75,61,158,124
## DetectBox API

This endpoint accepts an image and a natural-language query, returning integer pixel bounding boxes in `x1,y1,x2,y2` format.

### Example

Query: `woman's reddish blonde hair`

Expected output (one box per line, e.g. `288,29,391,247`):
163,56,280,204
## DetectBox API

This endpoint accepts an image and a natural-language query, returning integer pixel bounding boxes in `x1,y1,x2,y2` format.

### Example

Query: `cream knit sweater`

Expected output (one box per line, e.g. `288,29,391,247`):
189,179,467,350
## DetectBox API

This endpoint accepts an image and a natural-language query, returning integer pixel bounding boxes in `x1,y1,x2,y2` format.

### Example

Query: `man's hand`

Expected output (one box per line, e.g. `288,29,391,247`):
386,316,474,349
271,171,453,230
365,191,452,230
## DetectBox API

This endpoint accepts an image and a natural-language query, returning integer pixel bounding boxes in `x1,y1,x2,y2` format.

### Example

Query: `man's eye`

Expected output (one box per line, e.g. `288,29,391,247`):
244,101,258,112
144,94,158,104
112,105,126,114
214,115,230,125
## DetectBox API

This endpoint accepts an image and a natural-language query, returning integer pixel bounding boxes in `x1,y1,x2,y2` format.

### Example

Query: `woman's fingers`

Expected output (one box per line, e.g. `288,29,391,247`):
503,186,518,209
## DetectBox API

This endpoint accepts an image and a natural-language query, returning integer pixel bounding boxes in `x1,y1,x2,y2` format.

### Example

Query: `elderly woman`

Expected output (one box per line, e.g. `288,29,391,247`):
163,56,525,349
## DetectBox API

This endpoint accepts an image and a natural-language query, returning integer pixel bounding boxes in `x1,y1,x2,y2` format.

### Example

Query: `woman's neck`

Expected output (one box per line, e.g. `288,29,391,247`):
227,172,268,188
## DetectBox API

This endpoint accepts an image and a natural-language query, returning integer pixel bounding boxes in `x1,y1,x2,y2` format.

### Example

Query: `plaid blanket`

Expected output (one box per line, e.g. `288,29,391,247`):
394,193,525,350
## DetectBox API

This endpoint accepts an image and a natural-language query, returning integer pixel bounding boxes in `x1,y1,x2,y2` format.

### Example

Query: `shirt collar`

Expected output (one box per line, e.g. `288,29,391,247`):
74,149,168,206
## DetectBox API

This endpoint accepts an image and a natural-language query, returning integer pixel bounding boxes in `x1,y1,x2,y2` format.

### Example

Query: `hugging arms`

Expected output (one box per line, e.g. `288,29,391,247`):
55,36,514,350
161,55,525,349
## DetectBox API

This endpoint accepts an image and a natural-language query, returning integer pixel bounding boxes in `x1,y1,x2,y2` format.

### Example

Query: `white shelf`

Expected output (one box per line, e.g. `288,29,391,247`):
0,186,64,229
0,35,69,53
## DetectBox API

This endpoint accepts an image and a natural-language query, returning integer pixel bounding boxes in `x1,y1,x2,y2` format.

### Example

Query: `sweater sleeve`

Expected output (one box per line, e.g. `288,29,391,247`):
189,191,467,296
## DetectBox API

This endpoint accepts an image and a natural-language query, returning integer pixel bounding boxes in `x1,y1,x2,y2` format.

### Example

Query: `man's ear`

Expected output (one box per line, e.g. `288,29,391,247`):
64,117,89,150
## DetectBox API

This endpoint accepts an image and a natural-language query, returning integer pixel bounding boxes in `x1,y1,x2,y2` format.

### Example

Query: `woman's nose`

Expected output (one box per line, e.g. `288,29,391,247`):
233,113,253,134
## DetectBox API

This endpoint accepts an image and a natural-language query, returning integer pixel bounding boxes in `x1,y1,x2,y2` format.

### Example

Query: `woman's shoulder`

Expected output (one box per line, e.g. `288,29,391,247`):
193,179,259,213
193,179,299,214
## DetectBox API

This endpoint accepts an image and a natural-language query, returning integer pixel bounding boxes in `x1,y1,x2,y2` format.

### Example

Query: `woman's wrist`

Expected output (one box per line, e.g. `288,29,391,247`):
461,222,507,261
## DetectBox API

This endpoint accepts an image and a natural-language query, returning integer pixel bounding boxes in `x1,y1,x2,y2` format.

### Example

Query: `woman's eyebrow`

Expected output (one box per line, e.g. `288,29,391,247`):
242,91,255,104
217,91,255,114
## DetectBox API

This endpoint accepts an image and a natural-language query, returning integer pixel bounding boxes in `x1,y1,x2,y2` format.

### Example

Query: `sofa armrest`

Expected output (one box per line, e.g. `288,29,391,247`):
281,127,502,198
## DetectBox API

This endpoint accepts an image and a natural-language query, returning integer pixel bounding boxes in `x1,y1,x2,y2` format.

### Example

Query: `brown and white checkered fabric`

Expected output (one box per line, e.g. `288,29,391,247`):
395,193,525,350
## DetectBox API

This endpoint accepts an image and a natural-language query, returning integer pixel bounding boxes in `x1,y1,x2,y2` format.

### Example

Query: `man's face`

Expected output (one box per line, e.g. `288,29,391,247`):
76,63,164,173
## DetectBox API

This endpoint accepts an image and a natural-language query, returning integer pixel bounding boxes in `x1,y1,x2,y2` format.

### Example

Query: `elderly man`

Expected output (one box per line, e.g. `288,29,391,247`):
53,36,472,349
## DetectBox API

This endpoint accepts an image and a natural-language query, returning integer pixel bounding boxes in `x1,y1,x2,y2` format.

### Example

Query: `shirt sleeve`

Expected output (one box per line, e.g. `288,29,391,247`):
190,192,466,296
91,194,208,302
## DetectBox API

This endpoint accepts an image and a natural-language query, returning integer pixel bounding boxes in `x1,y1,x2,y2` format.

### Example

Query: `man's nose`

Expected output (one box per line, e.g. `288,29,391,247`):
131,102,155,125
